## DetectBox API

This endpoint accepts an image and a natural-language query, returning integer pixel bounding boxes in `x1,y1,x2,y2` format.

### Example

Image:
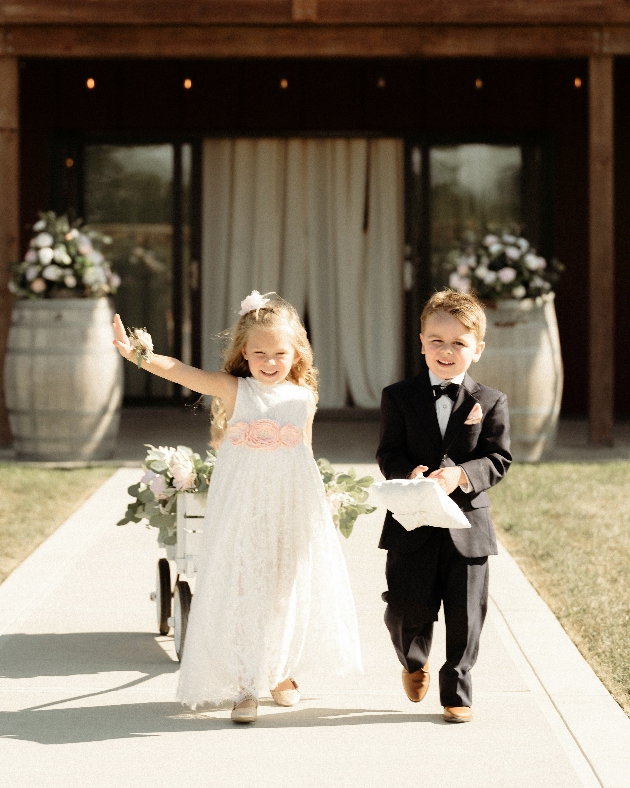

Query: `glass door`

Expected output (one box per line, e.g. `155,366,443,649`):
52,138,200,402
404,139,551,377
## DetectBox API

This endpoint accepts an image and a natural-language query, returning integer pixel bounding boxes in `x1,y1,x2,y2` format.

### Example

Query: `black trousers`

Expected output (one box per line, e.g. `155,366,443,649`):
383,529,489,708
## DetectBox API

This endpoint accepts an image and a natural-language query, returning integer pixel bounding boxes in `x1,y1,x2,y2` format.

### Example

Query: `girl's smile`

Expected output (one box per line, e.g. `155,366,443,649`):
242,327,299,385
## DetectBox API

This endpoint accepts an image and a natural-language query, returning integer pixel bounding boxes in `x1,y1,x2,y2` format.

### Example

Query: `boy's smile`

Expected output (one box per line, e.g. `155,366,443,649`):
420,310,485,380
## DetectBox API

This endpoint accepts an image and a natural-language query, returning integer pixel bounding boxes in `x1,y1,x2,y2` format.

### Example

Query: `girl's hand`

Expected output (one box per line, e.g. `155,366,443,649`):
112,314,134,362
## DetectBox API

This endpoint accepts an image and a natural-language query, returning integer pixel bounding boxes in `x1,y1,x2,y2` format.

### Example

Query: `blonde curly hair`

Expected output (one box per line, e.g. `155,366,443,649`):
210,297,318,447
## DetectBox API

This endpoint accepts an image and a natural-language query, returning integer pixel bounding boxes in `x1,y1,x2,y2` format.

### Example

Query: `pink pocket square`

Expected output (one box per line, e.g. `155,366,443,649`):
464,403,483,425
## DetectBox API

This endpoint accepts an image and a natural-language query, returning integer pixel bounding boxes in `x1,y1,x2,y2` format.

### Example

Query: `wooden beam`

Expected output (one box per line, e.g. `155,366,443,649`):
0,0,622,27
0,56,18,446
588,55,615,444
2,23,627,59
292,0,318,22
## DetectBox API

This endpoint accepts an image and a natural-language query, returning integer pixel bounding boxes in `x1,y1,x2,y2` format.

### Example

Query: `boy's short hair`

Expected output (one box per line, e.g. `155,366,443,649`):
420,289,486,342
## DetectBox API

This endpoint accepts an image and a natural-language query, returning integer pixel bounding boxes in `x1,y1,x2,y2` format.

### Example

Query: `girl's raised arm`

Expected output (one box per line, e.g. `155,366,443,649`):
112,314,237,405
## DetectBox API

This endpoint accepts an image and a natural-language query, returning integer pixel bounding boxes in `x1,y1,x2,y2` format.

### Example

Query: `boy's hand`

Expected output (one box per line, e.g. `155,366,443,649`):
408,465,428,479
428,466,467,495
112,314,134,362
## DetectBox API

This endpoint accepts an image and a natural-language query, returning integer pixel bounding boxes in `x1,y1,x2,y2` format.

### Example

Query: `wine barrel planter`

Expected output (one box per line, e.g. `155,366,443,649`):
3,297,123,461
473,294,563,462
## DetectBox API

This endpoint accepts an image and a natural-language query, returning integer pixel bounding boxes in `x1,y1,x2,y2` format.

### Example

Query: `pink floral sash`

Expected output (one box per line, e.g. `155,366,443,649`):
228,419,301,450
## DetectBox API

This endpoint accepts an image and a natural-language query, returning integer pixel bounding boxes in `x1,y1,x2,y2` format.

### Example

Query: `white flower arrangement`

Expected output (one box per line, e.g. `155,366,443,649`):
126,327,155,368
118,446,376,543
8,212,120,299
117,445,218,545
447,230,563,303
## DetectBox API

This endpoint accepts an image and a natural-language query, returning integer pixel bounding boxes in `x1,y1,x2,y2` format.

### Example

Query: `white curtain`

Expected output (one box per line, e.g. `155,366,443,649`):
201,137,403,408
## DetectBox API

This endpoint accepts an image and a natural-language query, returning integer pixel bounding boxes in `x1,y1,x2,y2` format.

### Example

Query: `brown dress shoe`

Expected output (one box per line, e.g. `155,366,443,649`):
443,706,472,723
401,664,430,703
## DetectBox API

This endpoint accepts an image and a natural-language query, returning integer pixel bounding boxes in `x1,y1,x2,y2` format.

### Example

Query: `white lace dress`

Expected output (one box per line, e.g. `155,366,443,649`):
176,376,362,708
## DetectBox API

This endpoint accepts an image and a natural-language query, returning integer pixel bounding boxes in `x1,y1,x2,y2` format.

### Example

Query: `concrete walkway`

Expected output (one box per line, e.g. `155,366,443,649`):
1,466,630,787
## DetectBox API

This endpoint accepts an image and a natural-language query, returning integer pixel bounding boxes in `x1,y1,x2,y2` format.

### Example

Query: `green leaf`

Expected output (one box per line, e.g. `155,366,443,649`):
149,460,169,473
138,488,156,504
127,482,142,497
149,511,176,530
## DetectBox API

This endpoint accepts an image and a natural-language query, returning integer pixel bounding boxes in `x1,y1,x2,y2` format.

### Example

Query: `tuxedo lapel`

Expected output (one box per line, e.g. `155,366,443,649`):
410,372,443,450
442,373,481,452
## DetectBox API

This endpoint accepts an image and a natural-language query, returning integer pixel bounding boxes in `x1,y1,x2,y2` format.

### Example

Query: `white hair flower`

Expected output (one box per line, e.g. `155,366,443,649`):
239,290,270,316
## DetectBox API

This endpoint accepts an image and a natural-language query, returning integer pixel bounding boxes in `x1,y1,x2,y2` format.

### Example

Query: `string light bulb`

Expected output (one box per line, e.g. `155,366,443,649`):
280,78,289,89
574,77,583,89
65,158,74,168
475,77,483,90
377,77,386,89
86,78,95,89
184,78,192,90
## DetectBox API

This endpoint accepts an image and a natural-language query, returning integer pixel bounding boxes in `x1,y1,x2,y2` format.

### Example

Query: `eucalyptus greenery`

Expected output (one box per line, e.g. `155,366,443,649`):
117,445,217,545
119,446,376,544
316,458,376,538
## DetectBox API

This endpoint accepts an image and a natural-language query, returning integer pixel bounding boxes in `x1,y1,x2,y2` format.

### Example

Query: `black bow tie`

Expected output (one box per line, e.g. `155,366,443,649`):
432,383,460,401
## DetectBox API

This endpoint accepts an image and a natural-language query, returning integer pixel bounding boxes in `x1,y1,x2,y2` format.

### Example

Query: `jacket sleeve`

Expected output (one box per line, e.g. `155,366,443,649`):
459,392,512,493
376,387,416,481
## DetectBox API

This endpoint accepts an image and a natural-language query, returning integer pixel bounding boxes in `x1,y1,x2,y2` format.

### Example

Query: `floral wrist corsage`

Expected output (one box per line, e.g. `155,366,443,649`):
127,327,154,368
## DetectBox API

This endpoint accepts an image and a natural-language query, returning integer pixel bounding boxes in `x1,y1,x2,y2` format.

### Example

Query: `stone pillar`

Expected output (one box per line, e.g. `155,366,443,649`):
588,55,615,445
0,56,19,446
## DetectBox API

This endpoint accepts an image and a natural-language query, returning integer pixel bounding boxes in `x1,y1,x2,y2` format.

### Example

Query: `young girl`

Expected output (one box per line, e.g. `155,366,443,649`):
113,291,362,722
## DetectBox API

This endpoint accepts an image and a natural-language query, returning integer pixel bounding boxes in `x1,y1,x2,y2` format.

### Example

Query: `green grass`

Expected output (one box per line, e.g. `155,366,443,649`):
0,464,117,585
489,461,630,715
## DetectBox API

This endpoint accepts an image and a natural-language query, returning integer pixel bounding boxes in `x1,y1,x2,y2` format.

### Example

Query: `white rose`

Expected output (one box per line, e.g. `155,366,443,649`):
25,249,38,263
483,234,498,247
87,250,104,266
38,247,55,265
449,273,471,293
483,271,498,285
489,243,504,255
33,232,54,248
30,278,46,294
42,264,63,281
512,285,527,299
474,265,489,279
8,280,20,294
502,234,517,244
83,267,107,286
141,469,159,485
33,219,47,232
518,238,529,252
531,276,546,288
53,245,72,265
25,264,40,282
64,274,77,288
497,267,517,284
505,246,521,261
457,263,470,276
170,451,196,491
524,253,540,271
65,229,80,241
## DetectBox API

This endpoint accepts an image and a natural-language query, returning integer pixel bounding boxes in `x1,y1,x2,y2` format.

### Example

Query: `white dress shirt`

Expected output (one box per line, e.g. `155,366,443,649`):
428,370,473,493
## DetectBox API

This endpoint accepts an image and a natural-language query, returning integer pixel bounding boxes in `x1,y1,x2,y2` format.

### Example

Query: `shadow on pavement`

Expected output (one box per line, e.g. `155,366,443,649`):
0,632,178,678
0,703,445,744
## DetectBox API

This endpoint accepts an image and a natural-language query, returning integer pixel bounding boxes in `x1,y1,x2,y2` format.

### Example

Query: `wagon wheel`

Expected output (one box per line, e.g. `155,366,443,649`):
155,558,172,636
173,580,192,662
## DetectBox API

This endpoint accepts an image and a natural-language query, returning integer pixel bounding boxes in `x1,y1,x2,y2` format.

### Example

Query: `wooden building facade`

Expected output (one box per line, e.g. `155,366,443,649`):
0,1,628,444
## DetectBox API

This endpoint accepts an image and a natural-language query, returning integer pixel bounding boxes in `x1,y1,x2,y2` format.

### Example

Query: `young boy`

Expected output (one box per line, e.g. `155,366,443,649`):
377,289,511,723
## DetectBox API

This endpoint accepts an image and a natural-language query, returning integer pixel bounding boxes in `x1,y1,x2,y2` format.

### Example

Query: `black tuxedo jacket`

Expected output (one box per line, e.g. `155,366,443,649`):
376,370,512,558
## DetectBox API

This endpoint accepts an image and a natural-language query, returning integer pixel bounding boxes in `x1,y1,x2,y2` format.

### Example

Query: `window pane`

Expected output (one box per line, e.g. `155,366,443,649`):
430,144,522,289
83,144,174,400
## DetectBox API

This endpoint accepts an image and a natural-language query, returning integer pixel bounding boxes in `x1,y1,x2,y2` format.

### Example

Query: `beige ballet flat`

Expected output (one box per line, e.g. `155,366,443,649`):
231,696,258,723
271,678,300,707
